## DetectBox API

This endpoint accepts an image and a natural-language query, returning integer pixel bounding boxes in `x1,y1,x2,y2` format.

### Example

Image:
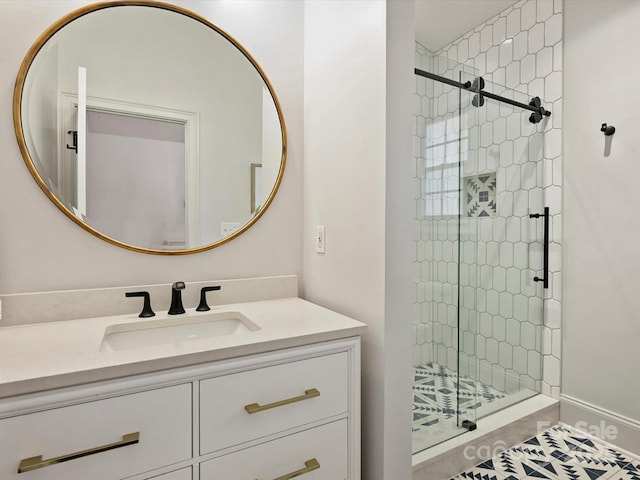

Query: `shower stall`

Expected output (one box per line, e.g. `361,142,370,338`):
412,47,550,453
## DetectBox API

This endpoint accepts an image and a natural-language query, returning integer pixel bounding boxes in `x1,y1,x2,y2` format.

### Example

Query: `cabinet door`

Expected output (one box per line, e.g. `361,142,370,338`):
0,384,192,480
147,467,192,480
200,352,348,454
200,420,348,480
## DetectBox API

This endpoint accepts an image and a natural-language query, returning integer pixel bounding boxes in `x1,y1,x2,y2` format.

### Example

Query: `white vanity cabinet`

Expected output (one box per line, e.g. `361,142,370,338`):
200,420,348,479
149,468,192,480
0,337,360,480
199,352,348,454
0,384,192,480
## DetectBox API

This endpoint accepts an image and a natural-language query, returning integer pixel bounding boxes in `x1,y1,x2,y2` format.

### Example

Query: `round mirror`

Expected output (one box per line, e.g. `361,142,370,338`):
13,1,286,254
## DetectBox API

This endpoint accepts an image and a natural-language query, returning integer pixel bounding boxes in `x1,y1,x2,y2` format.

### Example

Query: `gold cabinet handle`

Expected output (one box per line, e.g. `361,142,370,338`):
244,388,320,414
18,432,139,473
273,458,320,480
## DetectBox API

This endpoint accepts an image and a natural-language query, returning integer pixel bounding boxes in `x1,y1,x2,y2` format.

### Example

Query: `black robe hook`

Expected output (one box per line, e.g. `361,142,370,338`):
601,123,615,157
601,123,616,136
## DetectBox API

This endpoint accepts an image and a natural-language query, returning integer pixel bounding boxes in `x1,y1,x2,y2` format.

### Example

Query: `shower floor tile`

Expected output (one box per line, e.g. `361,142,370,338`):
450,425,640,480
413,362,507,434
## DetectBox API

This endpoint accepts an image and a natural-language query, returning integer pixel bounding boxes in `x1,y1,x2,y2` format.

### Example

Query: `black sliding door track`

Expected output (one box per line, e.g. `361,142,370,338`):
414,67,551,123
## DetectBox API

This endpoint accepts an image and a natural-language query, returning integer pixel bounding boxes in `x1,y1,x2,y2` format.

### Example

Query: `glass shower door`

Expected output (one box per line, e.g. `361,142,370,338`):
459,73,545,419
412,55,479,453
412,54,548,454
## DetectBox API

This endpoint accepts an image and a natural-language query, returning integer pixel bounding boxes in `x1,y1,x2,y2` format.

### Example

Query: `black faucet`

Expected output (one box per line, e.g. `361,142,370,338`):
125,291,155,318
196,285,222,311
168,281,186,315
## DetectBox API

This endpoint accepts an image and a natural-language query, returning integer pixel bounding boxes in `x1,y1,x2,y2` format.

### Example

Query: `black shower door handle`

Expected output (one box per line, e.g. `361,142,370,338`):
529,207,549,289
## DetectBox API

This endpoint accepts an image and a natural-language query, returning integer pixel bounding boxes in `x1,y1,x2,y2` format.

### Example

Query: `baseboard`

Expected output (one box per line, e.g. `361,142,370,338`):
560,394,640,456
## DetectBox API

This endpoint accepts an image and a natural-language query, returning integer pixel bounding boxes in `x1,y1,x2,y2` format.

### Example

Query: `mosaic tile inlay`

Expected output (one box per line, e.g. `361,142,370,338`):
465,172,497,218
413,362,506,432
451,424,640,480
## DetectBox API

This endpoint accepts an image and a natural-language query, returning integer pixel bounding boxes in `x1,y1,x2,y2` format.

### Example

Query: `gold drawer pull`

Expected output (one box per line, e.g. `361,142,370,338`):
274,458,320,480
18,432,139,473
244,388,320,414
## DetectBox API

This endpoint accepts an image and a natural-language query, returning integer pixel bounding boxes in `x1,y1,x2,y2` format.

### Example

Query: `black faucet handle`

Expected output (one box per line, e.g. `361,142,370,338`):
125,291,155,318
168,281,186,315
196,286,222,311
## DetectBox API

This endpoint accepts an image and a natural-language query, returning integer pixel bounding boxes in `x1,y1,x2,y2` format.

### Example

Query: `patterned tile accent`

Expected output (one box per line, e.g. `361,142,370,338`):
466,172,497,217
450,425,640,480
413,363,506,432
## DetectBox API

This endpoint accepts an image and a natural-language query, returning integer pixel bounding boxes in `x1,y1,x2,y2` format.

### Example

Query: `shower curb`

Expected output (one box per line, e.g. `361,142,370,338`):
412,396,559,480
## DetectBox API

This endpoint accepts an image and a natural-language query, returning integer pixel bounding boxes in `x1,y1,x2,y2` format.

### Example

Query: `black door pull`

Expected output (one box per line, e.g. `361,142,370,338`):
529,207,549,289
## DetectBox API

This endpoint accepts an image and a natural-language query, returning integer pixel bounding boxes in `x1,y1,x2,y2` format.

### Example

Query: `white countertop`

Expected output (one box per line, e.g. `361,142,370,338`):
0,297,366,399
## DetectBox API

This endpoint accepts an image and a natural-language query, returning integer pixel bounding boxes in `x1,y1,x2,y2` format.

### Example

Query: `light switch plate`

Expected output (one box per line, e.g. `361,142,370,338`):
221,222,241,237
316,226,325,254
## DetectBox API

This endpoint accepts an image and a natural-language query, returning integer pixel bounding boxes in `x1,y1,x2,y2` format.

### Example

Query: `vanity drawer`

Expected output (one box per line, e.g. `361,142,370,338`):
200,419,348,479
0,384,192,480
148,467,192,480
199,352,348,454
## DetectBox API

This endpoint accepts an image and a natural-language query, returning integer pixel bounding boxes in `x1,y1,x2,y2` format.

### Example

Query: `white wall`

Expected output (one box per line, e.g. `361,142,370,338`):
303,2,386,476
563,0,640,450
303,1,414,478
86,115,186,248
23,42,58,186
0,0,303,293
384,3,415,477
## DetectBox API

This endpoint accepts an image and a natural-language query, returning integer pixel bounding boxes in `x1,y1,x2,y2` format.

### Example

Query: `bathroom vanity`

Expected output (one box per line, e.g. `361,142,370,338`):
0,292,365,480
4,0,364,476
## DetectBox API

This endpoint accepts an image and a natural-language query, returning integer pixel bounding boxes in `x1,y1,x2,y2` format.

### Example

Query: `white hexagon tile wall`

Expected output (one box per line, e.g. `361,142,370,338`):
413,0,562,402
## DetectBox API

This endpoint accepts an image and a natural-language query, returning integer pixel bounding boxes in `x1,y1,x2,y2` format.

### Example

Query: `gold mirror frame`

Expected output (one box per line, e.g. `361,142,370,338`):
13,0,287,255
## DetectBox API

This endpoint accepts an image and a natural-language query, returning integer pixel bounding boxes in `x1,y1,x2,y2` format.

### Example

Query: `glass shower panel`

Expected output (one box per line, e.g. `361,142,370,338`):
413,50,548,453
459,73,545,419
412,53,479,454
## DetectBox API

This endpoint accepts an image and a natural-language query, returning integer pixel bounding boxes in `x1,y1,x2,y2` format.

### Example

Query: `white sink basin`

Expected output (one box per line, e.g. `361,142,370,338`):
100,311,259,351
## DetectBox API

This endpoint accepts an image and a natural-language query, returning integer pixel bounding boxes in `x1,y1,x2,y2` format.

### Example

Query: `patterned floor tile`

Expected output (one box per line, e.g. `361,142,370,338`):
454,467,512,480
515,425,630,465
517,431,631,480
455,468,555,480
537,425,586,452
413,362,506,434
608,461,640,480
505,427,591,472
476,449,553,478
449,426,640,480
532,459,622,480
571,443,640,469
514,434,568,458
